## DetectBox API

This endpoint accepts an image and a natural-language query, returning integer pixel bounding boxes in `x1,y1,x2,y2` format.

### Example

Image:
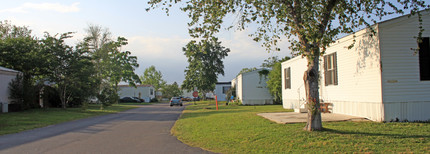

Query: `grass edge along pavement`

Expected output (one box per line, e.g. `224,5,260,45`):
171,101,430,153
0,104,137,136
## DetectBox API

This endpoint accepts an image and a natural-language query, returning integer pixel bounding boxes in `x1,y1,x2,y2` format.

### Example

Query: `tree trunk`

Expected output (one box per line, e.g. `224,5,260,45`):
60,89,66,109
59,85,68,109
303,50,323,131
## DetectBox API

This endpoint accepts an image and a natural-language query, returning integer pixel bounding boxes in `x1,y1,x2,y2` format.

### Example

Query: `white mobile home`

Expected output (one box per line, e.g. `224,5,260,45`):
232,69,273,105
282,11,430,122
0,66,20,111
214,82,231,101
118,85,155,102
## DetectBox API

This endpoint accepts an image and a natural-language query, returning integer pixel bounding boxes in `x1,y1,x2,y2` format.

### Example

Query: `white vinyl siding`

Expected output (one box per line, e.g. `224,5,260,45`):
214,83,231,101
0,69,19,104
233,69,273,105
118,86,155,100
281,57,308,109
321,26,384,121
379,12,430,121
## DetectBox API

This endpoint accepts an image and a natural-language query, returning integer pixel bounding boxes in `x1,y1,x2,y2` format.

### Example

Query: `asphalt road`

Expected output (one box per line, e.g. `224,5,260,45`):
0,103,213,154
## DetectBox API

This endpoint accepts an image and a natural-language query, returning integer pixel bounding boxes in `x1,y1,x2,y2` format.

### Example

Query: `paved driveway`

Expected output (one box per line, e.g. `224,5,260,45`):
0,103,213,154
258,112,368,124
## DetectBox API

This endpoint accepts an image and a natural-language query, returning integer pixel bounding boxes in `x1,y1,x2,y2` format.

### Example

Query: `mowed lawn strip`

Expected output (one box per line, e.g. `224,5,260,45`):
172,101,430,153
0,104,136,136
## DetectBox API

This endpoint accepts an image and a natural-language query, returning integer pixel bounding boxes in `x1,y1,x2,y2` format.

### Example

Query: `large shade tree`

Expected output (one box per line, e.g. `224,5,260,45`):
0,21,50,109
83,25,141,107
162,82,182,98
140,65,167,97
265,56,291,104
148,0,429,131
181,37,230,98
42,32,97,108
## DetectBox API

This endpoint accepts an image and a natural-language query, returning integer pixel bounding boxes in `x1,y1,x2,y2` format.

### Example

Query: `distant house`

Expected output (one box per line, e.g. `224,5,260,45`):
0,66,20,110
232,69,273,105
118,85,155,102
214,82,231,101
281,11,430,122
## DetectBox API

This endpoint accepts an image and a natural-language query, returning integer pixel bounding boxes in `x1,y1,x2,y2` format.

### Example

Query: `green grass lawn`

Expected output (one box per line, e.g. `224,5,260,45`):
0,104,136,136
172,101,430,153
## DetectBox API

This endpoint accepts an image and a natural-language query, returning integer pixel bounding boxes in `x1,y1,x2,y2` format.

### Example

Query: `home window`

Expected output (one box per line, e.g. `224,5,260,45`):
285,67,291,89
150,89,154,95
419,37,430,81
324,52,338,86
222,86,231,94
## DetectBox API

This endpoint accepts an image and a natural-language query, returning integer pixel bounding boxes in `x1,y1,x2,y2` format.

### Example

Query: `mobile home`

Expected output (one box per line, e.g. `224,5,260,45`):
232,69,273,105
282,11,430,122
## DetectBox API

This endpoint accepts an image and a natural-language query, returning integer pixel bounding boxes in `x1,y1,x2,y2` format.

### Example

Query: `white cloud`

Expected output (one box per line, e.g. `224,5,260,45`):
0,2,80,13
124,35,191,84
125,35,191,60
220,30,292,59
123,30,292,84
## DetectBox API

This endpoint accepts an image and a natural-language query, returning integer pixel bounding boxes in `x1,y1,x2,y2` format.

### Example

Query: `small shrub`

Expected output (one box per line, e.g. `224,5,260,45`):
8,104,24,112
81,102,89,111
8,74,39,110
151,98,158,102
42,86,61,108
229,100,242,106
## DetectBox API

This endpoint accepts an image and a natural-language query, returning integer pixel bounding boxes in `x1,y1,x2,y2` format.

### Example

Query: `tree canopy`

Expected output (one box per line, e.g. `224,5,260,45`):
181,37,230,96
266,56,291,104
162,82,182,98
42,32,97,108
140,65,167,91
82,25,141,108
0,21,141,109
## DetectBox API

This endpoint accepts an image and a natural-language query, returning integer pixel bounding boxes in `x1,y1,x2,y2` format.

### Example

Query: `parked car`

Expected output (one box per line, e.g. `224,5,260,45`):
193,97,200,101
184,97,193,101
120,97,140,103
132,97,144,102
181,96,192,101
89,97,99,104
170,97,183,106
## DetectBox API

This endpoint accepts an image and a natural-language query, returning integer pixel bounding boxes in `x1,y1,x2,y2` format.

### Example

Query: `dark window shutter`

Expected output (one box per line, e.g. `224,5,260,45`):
419,37,430,80
324,55,328,85
284,68,287,89
286,67,291,89
333,52,338,85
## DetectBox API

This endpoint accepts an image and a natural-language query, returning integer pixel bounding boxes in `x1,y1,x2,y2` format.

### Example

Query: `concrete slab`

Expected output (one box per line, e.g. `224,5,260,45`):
258,112,369,124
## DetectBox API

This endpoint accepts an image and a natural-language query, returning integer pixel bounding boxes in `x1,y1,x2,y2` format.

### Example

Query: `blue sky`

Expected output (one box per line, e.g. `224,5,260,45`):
0,0,291,84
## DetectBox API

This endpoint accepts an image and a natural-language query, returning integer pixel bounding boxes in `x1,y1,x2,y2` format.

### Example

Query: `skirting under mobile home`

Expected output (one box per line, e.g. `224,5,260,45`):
281,11,430,122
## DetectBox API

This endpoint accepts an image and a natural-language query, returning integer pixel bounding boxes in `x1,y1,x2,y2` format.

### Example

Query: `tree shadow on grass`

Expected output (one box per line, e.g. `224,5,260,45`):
322,127,430,139
180,108,249,120
181,104,287,120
